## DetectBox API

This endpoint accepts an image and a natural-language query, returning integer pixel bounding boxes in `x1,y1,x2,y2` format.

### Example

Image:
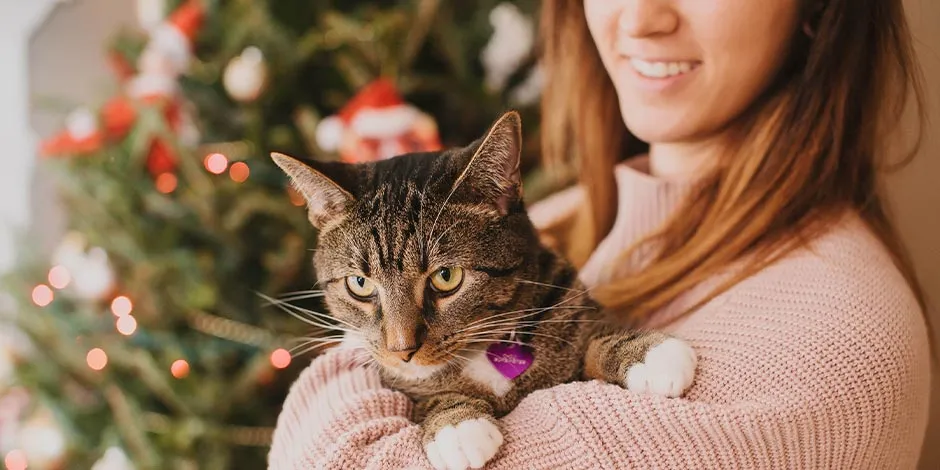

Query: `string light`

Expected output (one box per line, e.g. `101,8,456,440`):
110,296,133,317
229,162,250,182
171,359,190,379
31,284,54,307
270,348,291,369
86,348,108,371
116,315,138,336
48,265,71,289
155,172,178,194
4,449,27,470
204,153,229,174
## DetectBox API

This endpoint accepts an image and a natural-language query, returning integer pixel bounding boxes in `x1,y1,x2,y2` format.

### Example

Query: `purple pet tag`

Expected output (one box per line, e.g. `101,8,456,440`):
486,342,534,380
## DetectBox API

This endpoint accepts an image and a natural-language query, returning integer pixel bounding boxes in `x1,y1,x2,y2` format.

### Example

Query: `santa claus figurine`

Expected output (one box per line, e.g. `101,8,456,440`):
39,0,204,178
315,78,441,163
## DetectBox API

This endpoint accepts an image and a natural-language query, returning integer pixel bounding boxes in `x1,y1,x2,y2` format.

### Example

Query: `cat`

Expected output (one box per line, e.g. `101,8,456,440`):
271,110,697,470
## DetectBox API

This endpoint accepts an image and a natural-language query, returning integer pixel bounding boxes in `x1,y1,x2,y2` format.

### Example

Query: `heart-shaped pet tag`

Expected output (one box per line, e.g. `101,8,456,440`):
486,342,534,380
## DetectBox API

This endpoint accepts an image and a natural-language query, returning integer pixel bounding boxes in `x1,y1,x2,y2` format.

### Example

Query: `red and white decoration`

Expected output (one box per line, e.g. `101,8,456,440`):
223,46,269,102
39,0,204,178
479,3,543,106
315,78,441,164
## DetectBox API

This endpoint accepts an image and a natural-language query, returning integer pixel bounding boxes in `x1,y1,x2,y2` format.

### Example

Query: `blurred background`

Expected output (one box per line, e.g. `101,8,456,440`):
0,1,936,469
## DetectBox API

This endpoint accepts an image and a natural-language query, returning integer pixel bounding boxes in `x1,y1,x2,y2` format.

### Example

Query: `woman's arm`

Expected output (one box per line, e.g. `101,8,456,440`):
265,345,788,470
267,259,931,470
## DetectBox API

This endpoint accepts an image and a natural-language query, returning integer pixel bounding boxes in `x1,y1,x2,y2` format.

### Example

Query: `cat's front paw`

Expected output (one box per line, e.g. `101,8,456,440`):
424,418,503,470
625,337,697,397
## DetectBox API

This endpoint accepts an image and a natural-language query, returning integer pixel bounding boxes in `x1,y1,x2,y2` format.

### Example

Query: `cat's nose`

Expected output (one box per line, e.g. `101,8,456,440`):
388,346,419,362
385,323,427,362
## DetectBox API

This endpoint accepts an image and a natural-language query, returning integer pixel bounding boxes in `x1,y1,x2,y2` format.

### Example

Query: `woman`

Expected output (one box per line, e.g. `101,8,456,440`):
268,0,933,468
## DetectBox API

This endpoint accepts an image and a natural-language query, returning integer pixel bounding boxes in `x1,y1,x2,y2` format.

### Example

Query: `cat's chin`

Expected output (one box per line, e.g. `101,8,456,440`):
383,361,447,381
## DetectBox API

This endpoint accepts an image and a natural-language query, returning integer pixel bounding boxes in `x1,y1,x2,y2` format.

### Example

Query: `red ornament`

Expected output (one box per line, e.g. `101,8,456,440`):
147,139,178,176
38,0,202,182
315,78,441,163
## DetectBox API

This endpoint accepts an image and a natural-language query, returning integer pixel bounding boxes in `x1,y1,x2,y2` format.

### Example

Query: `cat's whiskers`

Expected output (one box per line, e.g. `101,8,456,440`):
462,289,595,329
441,349,472,367
515,278,591,295
459,305,596,333
259,293,358,333
459,328,575,347
257,292,360,332
275,288,326,297
342,230,369,268
289,337,346,357
457,338,529,348
425,169,467,254
271,292,327,303
286,334,347,345
429,220,461,258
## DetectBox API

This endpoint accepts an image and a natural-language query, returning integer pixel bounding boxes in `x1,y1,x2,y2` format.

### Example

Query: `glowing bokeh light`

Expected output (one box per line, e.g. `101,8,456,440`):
171,359,190,379
110,296,133,317
116,315,138,336
287,187,305,206
155,172,178,194
270,348,291,369
32,284,54,307
48,265,72,289
229,162,250,183
204,153,229,174
4,449,27,470
87,348,108,371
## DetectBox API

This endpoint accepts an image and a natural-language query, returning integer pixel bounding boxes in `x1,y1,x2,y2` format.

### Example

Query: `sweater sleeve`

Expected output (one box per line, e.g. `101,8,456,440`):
267,257,931,470
265,345,806,470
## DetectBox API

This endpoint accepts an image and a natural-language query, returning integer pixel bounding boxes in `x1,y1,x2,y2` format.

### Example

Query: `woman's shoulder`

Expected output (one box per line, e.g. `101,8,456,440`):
678,211,931,406
734,213,924,328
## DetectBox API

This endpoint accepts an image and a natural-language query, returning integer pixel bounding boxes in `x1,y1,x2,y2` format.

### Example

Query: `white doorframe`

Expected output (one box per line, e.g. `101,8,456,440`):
0,0,66,272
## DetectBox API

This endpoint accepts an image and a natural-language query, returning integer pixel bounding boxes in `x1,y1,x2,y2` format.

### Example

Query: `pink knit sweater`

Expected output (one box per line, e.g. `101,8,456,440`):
267,158,932,469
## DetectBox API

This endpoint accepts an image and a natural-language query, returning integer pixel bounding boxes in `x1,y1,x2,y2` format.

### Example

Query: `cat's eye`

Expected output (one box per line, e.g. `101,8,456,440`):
429,267,464,294
345,276,376,299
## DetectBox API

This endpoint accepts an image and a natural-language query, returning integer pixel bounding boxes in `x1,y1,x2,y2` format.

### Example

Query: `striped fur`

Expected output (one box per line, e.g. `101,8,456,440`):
272,112,695,464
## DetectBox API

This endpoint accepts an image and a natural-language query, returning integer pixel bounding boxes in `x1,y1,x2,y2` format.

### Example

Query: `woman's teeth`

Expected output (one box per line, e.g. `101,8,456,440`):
630,58,697,78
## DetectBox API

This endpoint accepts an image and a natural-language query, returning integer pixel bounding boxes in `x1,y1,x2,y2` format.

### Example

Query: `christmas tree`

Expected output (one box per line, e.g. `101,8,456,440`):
0,1,566,469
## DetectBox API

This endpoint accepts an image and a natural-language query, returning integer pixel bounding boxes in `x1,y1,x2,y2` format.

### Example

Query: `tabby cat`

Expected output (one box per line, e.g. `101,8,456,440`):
271,111,697,470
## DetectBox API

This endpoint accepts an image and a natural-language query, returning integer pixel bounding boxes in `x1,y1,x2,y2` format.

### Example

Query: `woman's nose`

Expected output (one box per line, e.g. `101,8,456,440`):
617,0,679,38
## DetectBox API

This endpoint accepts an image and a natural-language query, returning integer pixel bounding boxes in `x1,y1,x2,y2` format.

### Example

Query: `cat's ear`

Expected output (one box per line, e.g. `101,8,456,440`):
270,152,354,229
454,110,523,215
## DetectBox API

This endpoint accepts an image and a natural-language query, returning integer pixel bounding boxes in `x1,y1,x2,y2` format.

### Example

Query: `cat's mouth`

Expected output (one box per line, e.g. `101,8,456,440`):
376,349,449,380
375,342,476,381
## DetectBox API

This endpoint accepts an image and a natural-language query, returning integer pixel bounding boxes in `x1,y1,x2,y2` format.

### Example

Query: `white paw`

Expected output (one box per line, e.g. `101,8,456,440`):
424,418,503,470
626,338,697,397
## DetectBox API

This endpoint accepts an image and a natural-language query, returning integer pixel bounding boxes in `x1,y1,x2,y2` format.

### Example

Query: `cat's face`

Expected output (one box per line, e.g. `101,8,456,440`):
273,111,541,380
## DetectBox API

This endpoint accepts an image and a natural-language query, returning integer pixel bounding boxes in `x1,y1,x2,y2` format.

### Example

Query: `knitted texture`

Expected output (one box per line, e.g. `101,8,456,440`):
268,158,932,469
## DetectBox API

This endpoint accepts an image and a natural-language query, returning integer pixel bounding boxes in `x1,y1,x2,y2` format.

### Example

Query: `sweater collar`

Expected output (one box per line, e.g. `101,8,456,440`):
578,155,701,290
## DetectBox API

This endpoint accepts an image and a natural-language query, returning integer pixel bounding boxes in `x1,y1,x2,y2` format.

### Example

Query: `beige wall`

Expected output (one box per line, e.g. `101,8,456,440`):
897,1,940,468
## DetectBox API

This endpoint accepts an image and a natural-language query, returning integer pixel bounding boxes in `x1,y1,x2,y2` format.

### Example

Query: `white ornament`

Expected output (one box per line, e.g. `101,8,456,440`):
349,105,420,139
52,233,116,301
508,64,545,106
18,414,66,468
480,3,535,92
92,447,136,470
223,47,268,102
65,108,98,140
314,115,345,151
136,0,166,32
150,22,194,74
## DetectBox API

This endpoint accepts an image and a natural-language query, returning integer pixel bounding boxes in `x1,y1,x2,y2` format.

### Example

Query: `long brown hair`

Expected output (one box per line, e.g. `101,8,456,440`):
538,0,930,326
